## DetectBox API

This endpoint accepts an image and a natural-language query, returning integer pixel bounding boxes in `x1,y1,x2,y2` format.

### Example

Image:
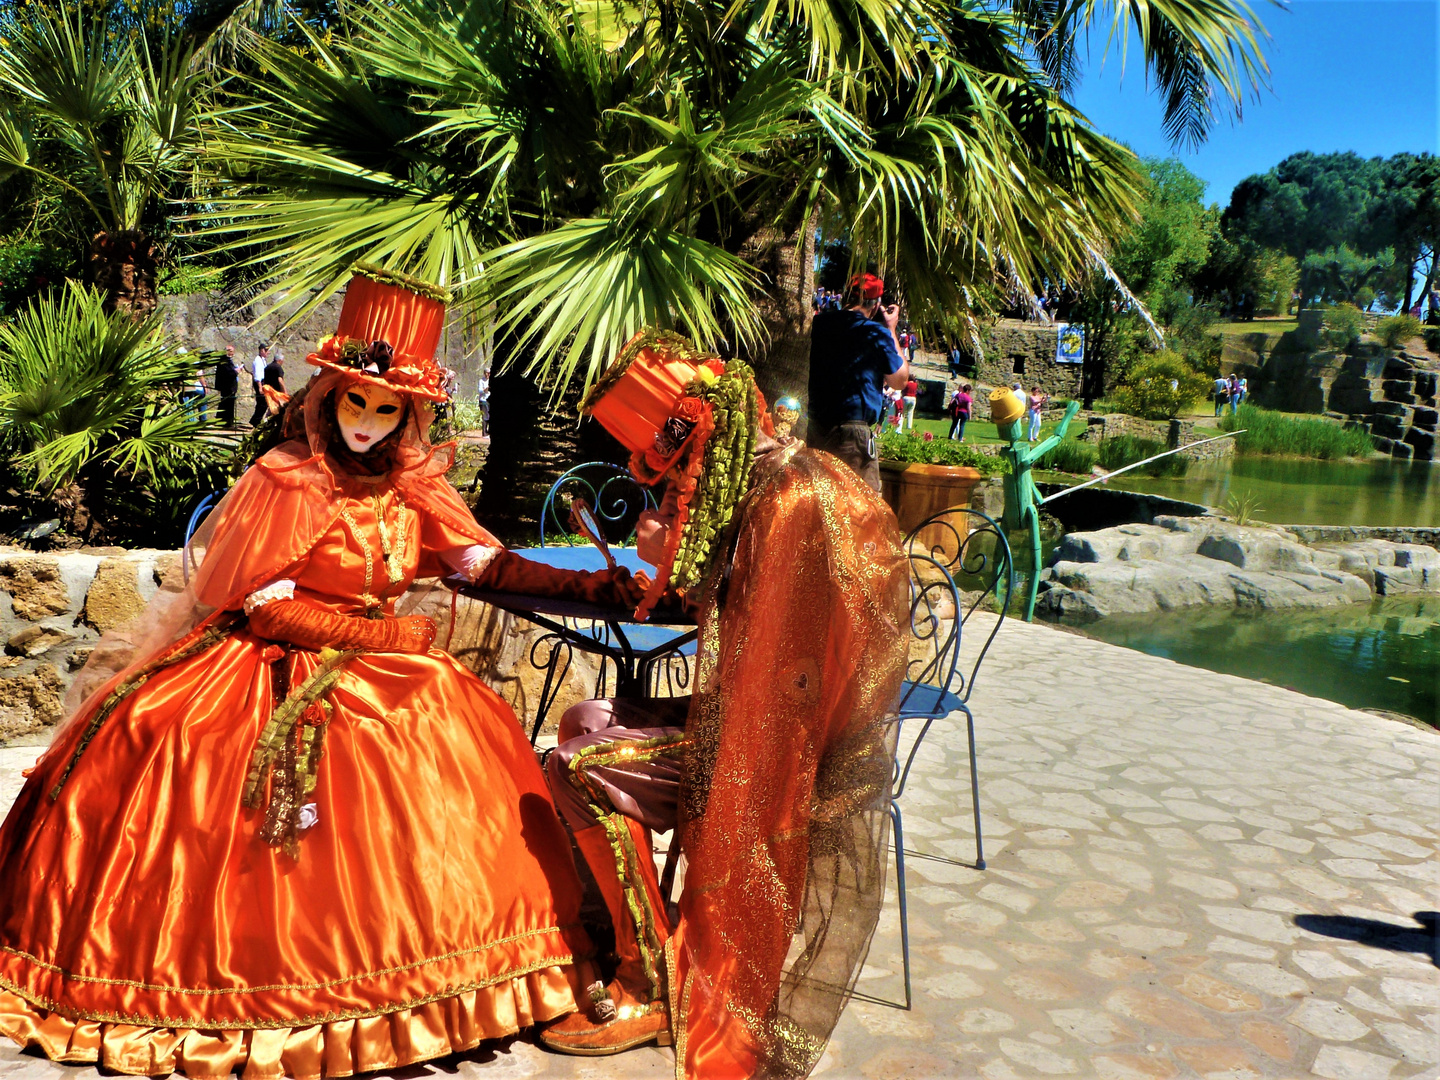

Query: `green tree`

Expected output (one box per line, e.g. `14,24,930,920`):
194,0,1270,527
0,281,224,541
1071,157,1220,404
1108,350,1210,420
1300,244,1395,308
1222,150,1439,312
0,3,213,315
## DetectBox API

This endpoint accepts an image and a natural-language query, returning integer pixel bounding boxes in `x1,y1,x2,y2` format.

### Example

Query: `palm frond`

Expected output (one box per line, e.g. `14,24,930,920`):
479,218,765,396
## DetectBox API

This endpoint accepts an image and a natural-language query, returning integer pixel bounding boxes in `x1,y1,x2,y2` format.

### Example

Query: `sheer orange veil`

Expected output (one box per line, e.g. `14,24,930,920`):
45,368,498,764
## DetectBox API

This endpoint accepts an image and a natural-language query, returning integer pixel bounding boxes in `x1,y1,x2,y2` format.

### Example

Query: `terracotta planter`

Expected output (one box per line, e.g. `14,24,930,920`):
879,461,984,536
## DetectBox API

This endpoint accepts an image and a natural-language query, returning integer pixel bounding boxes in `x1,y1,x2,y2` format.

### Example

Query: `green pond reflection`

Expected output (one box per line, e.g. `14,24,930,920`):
1077,597,1440,727
1104,456,1438,526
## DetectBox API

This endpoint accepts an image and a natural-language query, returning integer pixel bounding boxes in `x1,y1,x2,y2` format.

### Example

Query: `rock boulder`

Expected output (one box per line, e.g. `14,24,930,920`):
1037,517,1398,622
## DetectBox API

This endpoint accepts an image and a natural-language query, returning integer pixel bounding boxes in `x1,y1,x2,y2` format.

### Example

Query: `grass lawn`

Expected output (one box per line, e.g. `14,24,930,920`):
905,415,1074,445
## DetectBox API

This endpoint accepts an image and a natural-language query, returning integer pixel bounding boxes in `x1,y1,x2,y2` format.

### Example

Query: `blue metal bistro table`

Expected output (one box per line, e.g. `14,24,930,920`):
451,546,697,743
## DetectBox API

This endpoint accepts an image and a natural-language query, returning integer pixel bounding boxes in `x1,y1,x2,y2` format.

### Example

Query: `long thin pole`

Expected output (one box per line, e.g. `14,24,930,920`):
1035,431,1244,507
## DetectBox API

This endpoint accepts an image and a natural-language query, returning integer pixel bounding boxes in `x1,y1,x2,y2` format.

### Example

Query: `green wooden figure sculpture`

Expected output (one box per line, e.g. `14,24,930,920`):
989,389,1081,621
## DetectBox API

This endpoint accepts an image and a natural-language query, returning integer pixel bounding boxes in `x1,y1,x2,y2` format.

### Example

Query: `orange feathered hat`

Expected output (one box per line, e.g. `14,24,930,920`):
307,265,451,402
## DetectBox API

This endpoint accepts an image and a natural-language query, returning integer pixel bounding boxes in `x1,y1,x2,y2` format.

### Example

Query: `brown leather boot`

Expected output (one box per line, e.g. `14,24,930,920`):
541,819,672,1055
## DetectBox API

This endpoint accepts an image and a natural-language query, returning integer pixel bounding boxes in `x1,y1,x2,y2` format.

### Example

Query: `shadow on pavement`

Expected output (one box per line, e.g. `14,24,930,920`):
1294,911,1438,966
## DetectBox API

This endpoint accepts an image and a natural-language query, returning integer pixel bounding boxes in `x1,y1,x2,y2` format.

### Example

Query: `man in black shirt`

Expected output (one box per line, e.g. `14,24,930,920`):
213,345,240,426
806,273,908,491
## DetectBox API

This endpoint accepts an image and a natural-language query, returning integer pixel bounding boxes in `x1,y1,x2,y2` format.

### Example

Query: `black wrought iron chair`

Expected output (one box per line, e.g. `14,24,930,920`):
888,507,1013,1009
539,462,657,549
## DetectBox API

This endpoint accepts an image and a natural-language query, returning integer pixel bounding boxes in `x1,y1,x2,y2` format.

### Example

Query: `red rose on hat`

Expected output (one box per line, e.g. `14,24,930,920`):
674,396,705,424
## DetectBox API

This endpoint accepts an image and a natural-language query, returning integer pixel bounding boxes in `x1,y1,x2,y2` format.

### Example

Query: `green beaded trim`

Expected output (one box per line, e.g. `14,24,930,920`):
351,262,451,303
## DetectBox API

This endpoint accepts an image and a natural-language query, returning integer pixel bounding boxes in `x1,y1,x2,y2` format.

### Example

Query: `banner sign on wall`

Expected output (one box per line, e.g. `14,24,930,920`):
1055,323,1085,365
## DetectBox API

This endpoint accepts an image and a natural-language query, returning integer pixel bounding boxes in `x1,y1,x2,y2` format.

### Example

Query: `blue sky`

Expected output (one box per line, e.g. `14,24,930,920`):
1070,0,1440,210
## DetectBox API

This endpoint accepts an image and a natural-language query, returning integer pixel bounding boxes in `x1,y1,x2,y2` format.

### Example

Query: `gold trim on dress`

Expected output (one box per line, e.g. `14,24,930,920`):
0,954,577,1031
0,923,580,998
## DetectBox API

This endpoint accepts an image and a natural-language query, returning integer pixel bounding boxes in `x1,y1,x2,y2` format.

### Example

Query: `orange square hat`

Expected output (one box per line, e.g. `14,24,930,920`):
307,264,452,402
582,329,723,482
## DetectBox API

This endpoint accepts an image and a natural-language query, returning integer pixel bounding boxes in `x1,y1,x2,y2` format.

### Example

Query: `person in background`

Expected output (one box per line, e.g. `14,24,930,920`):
806,272,907,491
1238,376,1248,407
1012,381,1028,420
1214,374,1229,417
178,348,207,422
901,374,919,430
214,345,240,427
904,328,917,365
949,383,972,440
1228,374,1241,415
877,384,899,432
478,368,491,437
249,344,270,426
259,347,289,418
1027,385,1046,442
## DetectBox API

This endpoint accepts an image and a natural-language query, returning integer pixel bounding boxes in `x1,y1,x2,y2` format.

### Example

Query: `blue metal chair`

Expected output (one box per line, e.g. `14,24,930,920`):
539,462,657,548
181,490,226,583
888,507,1013,1010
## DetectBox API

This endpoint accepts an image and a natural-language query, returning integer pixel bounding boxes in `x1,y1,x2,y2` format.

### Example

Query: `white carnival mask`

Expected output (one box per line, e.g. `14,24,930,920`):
336,381,405,453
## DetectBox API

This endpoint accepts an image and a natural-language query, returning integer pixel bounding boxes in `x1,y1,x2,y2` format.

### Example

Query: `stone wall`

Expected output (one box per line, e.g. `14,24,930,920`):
1074,414,1235,462
159,288,493,404
1227,323,1438,461
0,547,177,742
972,320,1084,406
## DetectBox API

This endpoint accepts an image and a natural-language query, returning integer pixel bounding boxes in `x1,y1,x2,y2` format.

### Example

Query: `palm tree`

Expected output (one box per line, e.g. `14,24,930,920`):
198,0,1269,527
0,281,226,542
0,3,213,316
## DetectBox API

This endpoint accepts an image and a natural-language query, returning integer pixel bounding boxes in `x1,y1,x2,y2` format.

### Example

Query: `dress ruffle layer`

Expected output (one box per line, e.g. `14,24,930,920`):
0,968,578,1080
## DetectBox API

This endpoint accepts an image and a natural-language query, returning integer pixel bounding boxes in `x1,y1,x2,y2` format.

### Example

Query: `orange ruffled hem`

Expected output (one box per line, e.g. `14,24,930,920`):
0,966,580,1080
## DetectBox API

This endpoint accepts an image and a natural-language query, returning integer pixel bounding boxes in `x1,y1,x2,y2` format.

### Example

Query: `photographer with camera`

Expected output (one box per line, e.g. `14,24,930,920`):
806,273,909,491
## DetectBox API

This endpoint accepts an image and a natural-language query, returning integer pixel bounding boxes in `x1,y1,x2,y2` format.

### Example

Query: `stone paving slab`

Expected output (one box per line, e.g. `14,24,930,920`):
1,618,1437,1079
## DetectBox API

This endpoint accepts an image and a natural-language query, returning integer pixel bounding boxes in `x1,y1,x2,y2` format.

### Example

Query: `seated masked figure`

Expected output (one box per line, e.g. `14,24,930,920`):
0,268,644,1079
539,331,911,1078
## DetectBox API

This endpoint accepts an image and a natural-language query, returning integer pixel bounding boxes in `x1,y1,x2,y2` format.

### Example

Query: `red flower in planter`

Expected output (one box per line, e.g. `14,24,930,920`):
922,431,935,442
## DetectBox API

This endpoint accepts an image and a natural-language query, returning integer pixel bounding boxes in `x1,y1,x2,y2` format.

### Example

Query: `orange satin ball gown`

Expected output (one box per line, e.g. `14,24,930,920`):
0,474,590,1079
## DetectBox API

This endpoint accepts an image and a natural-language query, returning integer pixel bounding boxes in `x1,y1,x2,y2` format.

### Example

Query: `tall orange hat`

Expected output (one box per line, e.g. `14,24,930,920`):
583,329,771,620
581,330,724,482
307,265,451,401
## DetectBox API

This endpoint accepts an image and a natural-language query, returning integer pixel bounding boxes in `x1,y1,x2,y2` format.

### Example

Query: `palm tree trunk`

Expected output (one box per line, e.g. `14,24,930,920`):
739,208,817,424
89,230,158,319
472,363,627,545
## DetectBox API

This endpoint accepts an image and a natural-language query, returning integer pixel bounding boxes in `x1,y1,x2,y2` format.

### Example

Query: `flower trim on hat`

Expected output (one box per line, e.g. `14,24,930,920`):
310,334,448,401
630,358,761,621
351,262,452,303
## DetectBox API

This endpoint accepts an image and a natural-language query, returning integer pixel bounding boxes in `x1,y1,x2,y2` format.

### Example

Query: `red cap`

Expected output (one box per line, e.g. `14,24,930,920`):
849,273,884,300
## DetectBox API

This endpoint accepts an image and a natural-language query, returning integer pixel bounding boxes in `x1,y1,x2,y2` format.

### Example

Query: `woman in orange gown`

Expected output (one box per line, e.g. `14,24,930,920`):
0,269,628,1079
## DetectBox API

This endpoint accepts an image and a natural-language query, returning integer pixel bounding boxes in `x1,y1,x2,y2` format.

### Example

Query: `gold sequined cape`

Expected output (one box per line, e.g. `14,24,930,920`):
667,443,909,1078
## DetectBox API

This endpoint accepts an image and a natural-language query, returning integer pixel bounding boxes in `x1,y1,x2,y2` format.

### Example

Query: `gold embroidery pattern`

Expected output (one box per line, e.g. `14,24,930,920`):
372,492,407,586
0,954,576,1031
0,923,581,996
336,502,375,608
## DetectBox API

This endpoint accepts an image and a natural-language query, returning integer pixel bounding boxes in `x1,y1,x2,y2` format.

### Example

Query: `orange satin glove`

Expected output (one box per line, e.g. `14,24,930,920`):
474,550,645,608
249,599,437,654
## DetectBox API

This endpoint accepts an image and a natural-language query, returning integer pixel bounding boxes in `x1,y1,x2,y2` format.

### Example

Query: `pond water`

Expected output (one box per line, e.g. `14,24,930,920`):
1079,597,1440,727
1104,456,1438,526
